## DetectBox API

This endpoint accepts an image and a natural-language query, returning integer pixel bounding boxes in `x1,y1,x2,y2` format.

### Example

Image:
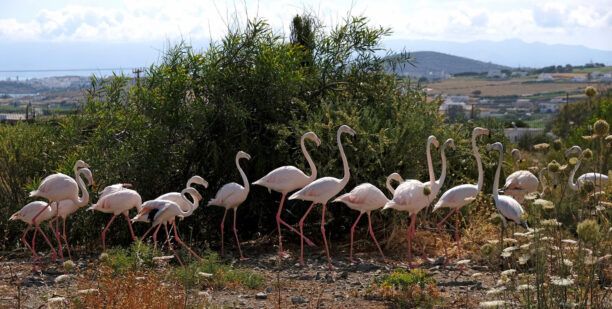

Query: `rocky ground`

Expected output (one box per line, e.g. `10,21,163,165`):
0,242,504,309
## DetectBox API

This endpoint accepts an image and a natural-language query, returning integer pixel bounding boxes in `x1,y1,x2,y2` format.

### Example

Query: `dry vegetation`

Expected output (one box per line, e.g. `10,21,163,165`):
426,77,604,97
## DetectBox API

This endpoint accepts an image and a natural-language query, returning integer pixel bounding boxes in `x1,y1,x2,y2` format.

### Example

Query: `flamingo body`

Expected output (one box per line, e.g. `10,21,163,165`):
433,184,478,211
503,170,539,203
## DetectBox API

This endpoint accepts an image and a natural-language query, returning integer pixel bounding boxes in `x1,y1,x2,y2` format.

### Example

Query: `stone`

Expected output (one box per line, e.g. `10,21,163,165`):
291,295,308,304
54,274,72,284
255,292,267,300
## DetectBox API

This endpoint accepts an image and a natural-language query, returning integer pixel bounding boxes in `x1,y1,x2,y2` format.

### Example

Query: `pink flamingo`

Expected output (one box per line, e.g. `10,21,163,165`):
88,188,142,250
137,187,203,264
566,146,609,192
51,167,94,259
252,131,320,257
501,149,539,203
289,125,356,269
9,201,59,262
383,135,439,262
433,127,488,254
135,176,208,249
333,172,403,263
208,151,251,259
29,160,90,258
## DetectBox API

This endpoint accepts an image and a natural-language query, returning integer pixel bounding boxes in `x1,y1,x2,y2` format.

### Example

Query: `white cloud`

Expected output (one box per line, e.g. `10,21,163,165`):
0,0,610,50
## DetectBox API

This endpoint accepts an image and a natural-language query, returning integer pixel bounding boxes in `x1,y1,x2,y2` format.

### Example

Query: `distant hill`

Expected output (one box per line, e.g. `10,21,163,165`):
384,39,612,68
387,51,508,79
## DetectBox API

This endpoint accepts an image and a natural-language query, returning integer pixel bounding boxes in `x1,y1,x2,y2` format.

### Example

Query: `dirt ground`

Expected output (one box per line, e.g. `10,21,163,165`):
0,238,503,309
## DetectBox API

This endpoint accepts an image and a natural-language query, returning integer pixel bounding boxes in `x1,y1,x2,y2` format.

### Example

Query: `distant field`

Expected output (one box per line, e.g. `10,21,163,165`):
573,66,612,73
426,77,606,97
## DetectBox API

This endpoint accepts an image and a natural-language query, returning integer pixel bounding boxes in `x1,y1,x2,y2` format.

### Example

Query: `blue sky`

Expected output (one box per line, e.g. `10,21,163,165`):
1,0,611,50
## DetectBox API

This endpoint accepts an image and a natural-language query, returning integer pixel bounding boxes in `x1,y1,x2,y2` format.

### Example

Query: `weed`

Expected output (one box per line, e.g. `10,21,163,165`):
368,268,441,308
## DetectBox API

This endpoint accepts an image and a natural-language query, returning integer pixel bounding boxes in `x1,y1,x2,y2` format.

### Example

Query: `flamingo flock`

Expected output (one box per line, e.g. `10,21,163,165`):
9,124,608,269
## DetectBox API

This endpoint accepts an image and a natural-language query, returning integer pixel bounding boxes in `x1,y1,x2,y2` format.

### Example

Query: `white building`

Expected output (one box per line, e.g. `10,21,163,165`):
504,127,544,143
537,73,554,82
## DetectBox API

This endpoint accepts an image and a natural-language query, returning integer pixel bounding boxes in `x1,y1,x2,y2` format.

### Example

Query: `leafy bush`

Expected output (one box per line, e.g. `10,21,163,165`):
172,252,264,289
368,268,440,308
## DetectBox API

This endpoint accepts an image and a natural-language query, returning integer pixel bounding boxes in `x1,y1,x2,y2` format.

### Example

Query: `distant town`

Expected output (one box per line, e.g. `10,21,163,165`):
1,56,611,145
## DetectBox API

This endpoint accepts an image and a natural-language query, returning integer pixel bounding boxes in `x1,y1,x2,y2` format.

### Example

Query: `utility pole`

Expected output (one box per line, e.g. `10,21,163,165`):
132,67,144,86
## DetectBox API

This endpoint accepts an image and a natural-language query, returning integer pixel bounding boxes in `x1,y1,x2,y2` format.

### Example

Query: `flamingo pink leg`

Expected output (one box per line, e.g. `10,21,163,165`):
33,224,58,261
276,193,316,251
124,213,136,241
232,208,245,259
21,226,37,258
455,212,462,256
220,209,228,256
298,202,316,265
153,224,162,251
172,221,202,260
367,212,385,261
349,212,364,263
140,225,155,241
165,224,183,266
407,214,417,263
101,214,117,251
436,208,458,230
320,203,332,270
62,217,72,260
52,219,64,259
275,193,286,256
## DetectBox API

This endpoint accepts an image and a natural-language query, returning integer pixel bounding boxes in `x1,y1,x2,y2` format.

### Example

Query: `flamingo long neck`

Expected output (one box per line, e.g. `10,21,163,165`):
493,147,503,198
386,177,395,195
76,170,89,207
435,142,448,192
236,156,250,193
337,130,350,186
473,134,484,191
568,159,581,191
181,190,200,217
301,136,317,182
426,140,436,186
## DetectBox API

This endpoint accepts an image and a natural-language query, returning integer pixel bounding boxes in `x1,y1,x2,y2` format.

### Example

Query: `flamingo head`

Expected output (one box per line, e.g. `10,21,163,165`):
444,138,455,150
565,145,582,158
188,175,209,189
182,187,203,202
487,142,504,152
237,151,251,161
75,160,90,170
511,149,521,161
80,168,94,186
303,131,322,146
473,127,490,138
428,135,439,148
387,172,404,184
339,125,356,137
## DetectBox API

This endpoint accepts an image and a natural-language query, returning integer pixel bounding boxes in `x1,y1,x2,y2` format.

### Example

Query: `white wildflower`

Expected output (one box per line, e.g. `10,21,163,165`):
503,238,518,244
472,272,483,278
563,259,573,267
540,236,552,241
542,219,562,226
501,251,513,258
534,199,555,209
519,254,531,265
487,286,506,295
487,239,500,244
497,276,511,286
551,276,574,287
520,243,531,250
480,300,506,307
561,239,578,245
503,246,519,252
501,269,517,276
456,259,471,265
517,284,534,291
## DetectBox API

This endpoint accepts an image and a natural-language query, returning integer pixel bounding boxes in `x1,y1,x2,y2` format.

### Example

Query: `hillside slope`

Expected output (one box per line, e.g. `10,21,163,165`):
387,51,508,78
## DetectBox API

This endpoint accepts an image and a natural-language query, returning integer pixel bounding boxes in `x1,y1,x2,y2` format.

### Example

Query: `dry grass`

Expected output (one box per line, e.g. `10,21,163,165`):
426,77,605,97
74,266,189,308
